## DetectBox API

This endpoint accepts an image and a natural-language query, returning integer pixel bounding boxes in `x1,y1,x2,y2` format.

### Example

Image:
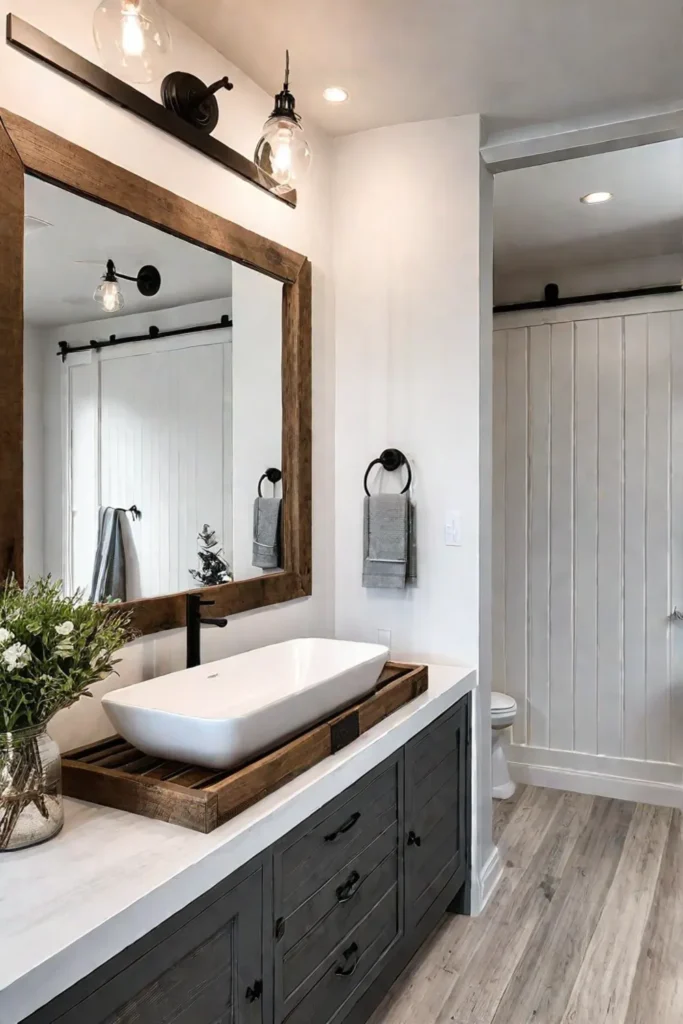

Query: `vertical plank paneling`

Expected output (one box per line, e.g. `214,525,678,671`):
492,330,508,702
670,312,683,768
573,319,599,755
528,325,551,748
596,318,624,757
505,328,529,744
549,322,575,752
646,313,672,763
499,303,681,770
623,315,648,761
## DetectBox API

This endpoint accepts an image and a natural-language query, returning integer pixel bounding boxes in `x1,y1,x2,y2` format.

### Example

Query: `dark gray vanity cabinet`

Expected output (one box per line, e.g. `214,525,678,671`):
24,861,271,1024
272,756,404,1024
23,694,470,1024
404,700,469,932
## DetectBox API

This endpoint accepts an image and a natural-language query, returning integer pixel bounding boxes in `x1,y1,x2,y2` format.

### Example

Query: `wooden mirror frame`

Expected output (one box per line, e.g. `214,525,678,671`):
0,110,311,635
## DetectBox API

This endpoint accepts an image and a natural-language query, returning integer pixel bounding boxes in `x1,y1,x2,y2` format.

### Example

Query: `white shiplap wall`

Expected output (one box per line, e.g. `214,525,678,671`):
494,295,683,802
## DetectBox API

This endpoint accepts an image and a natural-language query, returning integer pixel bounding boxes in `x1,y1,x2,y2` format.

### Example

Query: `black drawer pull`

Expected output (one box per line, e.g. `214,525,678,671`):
245,979,263,1003
336,870,361,903
407,830,422,847
324,811,361,842
335,942,359,977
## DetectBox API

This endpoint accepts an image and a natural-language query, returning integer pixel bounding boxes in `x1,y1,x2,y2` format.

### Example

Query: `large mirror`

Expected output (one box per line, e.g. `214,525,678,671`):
24,177,284,603
0,109,311,635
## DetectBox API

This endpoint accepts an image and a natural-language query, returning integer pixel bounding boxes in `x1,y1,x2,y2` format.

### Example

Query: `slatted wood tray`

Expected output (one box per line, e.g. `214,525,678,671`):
61,662,428,833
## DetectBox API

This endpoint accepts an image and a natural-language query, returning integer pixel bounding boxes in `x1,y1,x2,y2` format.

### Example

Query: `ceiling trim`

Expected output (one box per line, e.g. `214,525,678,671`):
482,105,683,174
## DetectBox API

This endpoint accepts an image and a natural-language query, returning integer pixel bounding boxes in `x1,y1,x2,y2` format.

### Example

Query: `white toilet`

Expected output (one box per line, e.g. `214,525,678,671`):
491,692,517,799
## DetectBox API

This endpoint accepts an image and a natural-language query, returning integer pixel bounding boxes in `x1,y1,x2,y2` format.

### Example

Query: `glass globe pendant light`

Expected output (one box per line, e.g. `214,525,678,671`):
255,51,311,194
93,0,171,84
94,261,124,313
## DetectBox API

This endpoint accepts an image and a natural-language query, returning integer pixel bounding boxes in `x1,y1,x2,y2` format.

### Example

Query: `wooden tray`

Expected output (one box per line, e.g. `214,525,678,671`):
61,662,428,833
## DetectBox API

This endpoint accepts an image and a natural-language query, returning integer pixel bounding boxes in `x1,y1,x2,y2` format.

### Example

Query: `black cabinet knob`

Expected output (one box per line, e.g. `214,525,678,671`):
407,830,421,847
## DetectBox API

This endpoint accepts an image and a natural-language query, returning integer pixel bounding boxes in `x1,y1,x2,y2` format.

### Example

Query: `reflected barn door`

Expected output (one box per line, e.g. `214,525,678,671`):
69,339,231,600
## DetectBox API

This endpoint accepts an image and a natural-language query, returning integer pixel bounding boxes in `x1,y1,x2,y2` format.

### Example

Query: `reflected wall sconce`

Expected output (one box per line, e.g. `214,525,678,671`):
254,51,311,194
94,258,161,313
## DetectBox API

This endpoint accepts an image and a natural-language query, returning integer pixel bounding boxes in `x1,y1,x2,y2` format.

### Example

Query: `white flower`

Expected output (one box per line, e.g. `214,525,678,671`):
0,627,14,647
90,649,107,670
2,642,32,671
55,621,75,637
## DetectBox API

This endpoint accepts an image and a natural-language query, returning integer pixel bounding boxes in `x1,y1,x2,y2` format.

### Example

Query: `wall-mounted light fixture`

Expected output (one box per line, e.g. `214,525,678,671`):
161,73,234,133
93,0,170,84
7,14,299,206
94,258,161,313
254,51,311,194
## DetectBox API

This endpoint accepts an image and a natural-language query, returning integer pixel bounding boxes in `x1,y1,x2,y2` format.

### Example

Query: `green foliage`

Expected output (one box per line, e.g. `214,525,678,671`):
0,576,136,732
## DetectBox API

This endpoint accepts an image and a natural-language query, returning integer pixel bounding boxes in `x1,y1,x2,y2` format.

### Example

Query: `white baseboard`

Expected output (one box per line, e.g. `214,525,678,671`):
508,744,682,809
470,846,503,916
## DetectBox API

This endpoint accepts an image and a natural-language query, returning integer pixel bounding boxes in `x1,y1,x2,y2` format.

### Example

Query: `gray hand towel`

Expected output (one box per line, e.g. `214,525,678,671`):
363,494,417,589
253,497,282,570
90,507,127,603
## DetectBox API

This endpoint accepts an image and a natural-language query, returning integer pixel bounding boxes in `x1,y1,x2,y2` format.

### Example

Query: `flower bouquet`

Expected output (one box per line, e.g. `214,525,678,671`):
0,577,135,851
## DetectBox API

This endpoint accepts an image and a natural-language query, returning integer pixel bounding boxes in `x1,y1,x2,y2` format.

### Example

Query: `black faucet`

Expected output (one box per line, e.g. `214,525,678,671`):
186,593,228,668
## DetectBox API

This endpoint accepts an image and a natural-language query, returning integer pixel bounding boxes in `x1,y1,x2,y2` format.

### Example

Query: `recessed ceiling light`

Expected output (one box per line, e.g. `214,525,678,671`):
323,87,349,103
580,191,613,205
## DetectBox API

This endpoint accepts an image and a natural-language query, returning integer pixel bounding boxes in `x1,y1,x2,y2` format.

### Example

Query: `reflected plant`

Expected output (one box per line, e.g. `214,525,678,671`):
190,525,233,587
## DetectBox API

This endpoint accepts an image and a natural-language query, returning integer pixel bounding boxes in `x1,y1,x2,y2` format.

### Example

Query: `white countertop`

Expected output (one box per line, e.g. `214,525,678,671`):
0,663,475,1023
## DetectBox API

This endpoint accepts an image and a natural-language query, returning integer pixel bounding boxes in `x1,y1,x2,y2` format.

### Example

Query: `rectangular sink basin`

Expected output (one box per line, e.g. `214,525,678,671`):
102,638,389,771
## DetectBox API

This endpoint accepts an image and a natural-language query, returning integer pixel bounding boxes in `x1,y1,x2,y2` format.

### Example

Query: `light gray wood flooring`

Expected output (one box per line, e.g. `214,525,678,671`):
369,786,683,1024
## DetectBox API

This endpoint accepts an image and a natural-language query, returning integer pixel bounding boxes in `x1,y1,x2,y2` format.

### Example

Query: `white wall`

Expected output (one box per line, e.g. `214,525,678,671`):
3,0,334,749
333,115,496,905
494,293,683,807
494,252,683,306
231,265,283,580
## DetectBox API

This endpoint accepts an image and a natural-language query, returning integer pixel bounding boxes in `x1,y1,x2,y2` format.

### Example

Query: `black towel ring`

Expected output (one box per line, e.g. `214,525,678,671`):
363,449,412,497
258,468,282,498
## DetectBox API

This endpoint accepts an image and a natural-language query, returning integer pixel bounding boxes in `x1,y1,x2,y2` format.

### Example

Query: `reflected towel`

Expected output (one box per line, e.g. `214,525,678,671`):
90,507,127,603
363,494,417,589
253,497,282,570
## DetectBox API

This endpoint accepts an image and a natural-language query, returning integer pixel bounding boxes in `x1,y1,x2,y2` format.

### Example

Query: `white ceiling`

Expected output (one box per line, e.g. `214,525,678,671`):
493,138,683,277
163,0,683,137
24,177,232,328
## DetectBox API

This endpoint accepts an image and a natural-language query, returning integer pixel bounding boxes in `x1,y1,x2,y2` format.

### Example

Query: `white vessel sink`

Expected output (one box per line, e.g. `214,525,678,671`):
102,638,389,771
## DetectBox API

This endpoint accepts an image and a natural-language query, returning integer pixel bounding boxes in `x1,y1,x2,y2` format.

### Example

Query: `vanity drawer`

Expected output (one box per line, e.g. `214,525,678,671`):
281,885,400,1024
275,756,400,919
282,839,398,1001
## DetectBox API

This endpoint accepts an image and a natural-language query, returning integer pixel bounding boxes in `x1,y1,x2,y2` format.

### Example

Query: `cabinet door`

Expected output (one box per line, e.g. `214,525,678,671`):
404,698,469,932
51,868,265,1024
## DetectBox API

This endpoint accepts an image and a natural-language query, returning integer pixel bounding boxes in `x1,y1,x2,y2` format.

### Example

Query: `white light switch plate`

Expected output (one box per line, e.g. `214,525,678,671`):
377,629,392,652
445,511,463,547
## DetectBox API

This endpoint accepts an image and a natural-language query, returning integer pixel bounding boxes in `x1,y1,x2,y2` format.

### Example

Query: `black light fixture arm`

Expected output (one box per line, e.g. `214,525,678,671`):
103,259,161,298
161,71,234,134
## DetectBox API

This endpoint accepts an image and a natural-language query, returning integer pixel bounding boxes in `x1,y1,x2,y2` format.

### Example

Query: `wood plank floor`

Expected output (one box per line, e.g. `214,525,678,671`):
369,786,682,1024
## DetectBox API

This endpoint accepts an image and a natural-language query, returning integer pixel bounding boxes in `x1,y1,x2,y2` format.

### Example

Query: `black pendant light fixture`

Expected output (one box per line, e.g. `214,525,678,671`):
254,51,312,194
94,259,161,313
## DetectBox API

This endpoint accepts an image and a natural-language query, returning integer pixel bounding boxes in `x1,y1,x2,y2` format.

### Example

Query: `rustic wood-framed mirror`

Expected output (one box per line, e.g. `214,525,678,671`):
0,110,311,636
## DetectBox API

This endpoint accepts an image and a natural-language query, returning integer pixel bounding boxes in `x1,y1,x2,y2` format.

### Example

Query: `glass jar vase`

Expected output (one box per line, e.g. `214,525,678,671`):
0,725,63,851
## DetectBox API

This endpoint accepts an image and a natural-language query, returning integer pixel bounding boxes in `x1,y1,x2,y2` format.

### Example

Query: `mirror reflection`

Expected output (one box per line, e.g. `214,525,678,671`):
23,176,283,602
